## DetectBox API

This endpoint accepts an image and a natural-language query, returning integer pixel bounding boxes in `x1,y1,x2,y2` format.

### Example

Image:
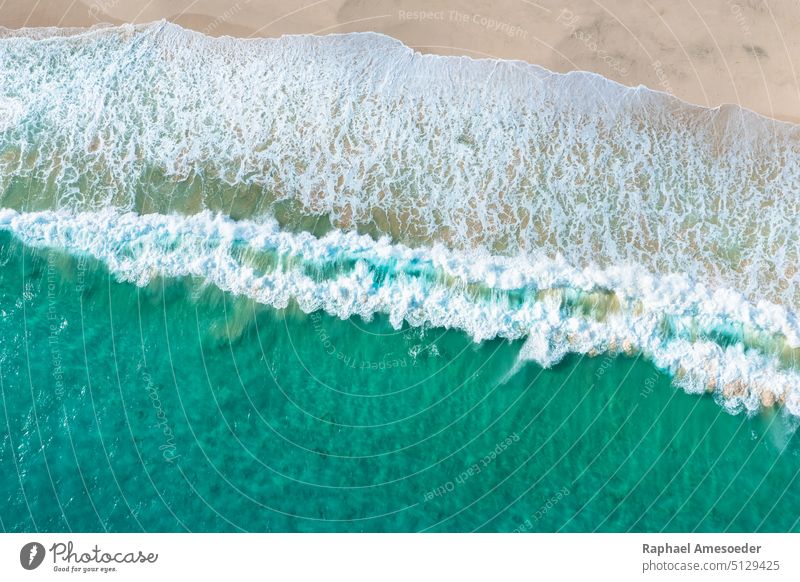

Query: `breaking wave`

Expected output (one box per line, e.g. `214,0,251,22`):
1,207,799,416
1,21,799,303
1,21,799,416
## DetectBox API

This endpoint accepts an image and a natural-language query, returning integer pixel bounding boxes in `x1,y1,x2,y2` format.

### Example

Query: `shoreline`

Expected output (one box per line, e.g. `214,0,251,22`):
1,0,798,124
2,20,797,134
2,20,797,310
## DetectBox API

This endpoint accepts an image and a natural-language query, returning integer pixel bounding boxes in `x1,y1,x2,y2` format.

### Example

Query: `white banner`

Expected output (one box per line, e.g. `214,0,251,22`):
1,534,797,581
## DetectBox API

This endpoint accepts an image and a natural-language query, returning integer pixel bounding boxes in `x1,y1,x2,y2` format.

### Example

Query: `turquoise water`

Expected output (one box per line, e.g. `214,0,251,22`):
1,233,798,532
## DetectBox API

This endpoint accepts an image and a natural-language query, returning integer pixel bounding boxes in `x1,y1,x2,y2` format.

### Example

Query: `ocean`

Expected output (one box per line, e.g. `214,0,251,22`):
0,21,798,532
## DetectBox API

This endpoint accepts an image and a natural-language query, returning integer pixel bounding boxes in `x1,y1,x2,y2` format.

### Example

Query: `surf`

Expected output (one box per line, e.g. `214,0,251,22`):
1,22,799,302
1,207,798,417
1,21,798,417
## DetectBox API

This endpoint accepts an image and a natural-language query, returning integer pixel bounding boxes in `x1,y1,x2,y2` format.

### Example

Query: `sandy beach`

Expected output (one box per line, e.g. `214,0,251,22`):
1,0,798,124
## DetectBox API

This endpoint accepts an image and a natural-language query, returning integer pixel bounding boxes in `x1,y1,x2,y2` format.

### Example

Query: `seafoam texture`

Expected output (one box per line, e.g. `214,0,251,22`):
1,22,799,416
0,21,798,302
1,207,798,416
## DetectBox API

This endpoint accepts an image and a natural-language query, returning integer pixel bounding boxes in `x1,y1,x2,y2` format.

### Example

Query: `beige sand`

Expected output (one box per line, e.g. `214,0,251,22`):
2,0,799,124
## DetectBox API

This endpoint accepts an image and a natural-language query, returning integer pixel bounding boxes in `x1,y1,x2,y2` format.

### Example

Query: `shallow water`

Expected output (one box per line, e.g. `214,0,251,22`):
1,22,799,304
0,236,798,532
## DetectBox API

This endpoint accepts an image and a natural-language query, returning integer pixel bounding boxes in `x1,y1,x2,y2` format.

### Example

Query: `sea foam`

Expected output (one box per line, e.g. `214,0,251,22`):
0,22,798,307
1,207,799,417
0,22,799,416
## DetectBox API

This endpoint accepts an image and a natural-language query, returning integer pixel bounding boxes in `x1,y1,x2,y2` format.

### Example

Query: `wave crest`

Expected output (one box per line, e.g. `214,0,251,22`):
0,22,799,307
2,207,799,417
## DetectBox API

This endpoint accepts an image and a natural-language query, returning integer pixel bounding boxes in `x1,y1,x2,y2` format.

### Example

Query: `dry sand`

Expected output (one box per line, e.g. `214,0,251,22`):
1,0,799,124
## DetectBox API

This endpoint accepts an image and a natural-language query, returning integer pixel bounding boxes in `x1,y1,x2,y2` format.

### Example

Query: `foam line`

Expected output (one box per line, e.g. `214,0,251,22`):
1,22,799,309
1,207,798,417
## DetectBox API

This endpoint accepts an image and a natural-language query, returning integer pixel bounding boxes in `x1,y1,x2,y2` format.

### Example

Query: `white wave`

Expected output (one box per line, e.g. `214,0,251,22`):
1,207,799,417
1,21,799,309
0,97,24,131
